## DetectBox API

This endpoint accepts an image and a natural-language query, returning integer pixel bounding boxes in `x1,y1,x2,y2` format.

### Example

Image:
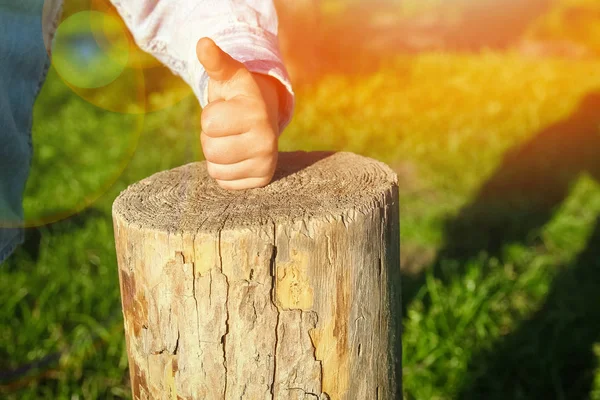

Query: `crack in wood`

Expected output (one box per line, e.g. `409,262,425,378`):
286,387,320,398
218,221,231,397
269,223,279,399
190,255,201,349
173,330,180,355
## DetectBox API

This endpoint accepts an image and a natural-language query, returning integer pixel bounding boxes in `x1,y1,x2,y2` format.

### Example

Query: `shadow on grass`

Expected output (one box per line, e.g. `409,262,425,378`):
457,217,600,399
402,91,600,397
440,91,600,261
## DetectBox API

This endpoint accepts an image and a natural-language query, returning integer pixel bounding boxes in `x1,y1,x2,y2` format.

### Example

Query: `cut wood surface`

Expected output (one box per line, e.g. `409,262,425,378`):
112,151,402,399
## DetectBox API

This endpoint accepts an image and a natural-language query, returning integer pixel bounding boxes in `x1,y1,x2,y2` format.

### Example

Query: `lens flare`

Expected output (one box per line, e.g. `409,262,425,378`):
52,11,130,89
51,2,194,114
90,0,165,70
89,0,195,112
21,74,145,228
49,8,147,114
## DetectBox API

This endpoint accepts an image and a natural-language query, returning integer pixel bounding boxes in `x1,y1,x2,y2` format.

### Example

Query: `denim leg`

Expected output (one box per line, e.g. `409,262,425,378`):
0,1,50,264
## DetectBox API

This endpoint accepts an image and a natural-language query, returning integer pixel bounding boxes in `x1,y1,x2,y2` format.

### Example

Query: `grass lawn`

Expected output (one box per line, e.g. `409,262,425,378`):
2,2,600,399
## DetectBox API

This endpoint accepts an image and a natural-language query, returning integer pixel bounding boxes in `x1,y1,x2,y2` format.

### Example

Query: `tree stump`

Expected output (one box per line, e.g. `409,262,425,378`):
112,151,402,400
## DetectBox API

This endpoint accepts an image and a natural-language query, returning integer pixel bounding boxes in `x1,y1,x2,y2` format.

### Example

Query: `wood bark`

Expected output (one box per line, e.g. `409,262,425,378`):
112,151,402,399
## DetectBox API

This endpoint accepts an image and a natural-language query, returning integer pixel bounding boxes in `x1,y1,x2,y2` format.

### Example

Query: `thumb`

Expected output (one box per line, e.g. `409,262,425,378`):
196,37,247,83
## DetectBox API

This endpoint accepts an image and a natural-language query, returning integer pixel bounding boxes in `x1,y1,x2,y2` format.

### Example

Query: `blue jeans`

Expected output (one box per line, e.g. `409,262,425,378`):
0,1,49,263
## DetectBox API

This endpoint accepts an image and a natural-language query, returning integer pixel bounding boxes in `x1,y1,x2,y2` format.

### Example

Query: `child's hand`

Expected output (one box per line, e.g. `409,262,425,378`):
196,37,281,190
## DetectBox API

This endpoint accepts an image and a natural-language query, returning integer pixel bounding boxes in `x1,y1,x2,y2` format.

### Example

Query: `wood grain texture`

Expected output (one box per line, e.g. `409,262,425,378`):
112,151,402,399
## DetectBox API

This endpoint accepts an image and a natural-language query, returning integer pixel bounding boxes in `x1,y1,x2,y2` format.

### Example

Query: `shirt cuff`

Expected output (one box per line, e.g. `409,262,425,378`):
187,27,295,135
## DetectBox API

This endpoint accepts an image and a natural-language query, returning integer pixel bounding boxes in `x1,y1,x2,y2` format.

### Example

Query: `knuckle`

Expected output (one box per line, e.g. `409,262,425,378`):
201,118,212,135
257,158,276,176
206,162,219,178
253,109,270,127
201,145,212,160
202,141,218,161
217,179,238,191
201,109,217,134
243,101,268,126
255,176,271,188
215,179,230,189
256,163,270,177
258,137,278,158
233,67,252,85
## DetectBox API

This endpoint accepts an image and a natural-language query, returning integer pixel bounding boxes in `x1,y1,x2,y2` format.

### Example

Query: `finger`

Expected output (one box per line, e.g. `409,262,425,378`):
201,97,268,138
202,130,277,165
206,157,275,182
201,131,249,164
216,176,273,191
196,37,249,84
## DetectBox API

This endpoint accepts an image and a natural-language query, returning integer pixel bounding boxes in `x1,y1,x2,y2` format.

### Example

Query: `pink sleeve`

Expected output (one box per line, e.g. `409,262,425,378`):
110,0,295,132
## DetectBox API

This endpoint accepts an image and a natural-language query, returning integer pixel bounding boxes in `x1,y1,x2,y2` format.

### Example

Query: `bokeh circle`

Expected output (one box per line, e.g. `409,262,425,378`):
52,11,130,89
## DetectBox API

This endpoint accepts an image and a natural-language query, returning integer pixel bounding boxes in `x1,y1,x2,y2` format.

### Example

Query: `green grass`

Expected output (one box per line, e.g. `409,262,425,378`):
2,4,600,398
